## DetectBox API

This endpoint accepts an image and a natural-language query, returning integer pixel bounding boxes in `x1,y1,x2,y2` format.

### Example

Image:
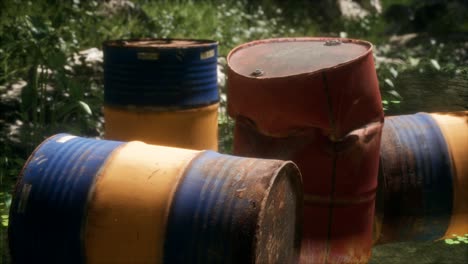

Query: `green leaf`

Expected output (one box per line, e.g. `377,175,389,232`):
430,59,441,71
54,102,78,121
445,239,455,244
47,51,67,69
409,57,420,67
387,90,402,99
384,78,394,88
79,100,92,115
389,67,398,78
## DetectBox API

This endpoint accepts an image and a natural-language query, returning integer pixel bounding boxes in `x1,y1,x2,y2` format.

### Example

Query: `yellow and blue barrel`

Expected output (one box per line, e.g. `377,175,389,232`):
374,111,468,244
8,134,303,263
103,39,219,150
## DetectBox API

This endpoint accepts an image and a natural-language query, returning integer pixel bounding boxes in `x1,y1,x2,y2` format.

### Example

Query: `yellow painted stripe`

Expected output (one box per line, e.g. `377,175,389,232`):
84,141,200,263
104,103,219,151
431,112,468,238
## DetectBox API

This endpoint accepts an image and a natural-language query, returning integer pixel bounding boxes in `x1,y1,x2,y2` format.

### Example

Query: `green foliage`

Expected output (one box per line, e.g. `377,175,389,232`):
445,234,468,245
138,0,300,56
381,0,468,35
0,192,11,227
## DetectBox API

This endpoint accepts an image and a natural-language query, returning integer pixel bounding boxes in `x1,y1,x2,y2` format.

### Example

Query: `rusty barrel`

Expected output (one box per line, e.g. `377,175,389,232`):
103,38,219,150
8,134,303,263
374,111,468,244
227,37,384,263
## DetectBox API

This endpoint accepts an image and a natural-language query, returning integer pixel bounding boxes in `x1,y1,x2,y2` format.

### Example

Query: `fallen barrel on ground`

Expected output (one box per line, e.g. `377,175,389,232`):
374,111,468,244
8,134,303,264
103,38,219,150
227,37,384,263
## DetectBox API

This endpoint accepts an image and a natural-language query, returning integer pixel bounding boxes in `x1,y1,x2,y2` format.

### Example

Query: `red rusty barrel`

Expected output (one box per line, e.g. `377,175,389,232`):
227,37,384,264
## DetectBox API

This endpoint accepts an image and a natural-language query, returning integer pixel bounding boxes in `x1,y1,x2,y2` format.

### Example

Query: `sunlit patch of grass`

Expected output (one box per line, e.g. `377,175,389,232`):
445,234,468,245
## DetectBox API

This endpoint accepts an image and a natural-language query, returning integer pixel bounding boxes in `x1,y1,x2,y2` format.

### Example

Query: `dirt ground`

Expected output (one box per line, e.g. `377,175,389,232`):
370,240,468,264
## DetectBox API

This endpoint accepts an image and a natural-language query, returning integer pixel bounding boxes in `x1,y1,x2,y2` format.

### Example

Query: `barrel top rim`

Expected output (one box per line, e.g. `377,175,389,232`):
104,38,218,49
227,37,373,79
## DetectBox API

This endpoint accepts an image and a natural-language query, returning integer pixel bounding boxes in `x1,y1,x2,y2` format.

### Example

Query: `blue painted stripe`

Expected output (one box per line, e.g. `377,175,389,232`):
8,134,123,263
164,151,261,264
382,113,453,241
414,113,453,240
103,39,219,108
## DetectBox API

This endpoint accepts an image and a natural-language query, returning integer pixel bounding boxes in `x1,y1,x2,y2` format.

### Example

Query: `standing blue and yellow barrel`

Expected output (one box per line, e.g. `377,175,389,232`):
103,39,219,150
8,134,303,263
374,111,468,244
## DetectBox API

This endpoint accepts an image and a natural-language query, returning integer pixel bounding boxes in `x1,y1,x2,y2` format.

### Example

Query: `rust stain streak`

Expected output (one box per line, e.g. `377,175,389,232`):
322,72,337,140
322,71,338,264
325,147,337,264
148,169,161,180
304,192,376,206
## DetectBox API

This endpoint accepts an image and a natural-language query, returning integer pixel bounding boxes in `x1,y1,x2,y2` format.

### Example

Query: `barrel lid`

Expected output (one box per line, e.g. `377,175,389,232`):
228,37,372,79
104,38,218,49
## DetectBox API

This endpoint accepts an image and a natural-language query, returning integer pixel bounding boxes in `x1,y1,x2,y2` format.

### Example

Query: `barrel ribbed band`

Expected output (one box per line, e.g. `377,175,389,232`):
103,39,219,108
164,151,302,264
8,134,123,263
379,113,453,241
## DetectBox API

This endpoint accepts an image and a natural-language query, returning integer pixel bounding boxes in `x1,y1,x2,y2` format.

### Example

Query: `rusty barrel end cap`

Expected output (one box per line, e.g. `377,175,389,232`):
255,161,303,264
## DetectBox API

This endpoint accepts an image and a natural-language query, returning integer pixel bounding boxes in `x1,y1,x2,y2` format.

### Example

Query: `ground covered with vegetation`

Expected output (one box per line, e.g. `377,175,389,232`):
1,0,467,263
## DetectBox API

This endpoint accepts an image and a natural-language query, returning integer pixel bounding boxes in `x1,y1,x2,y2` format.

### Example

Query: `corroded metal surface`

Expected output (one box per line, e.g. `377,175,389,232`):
228,37,384,263
375,113,453,244
164,151,303,263
375,112,468,244
9,134,303,263
227,37,383,139
255,163,303,264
